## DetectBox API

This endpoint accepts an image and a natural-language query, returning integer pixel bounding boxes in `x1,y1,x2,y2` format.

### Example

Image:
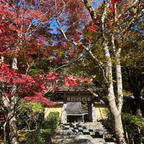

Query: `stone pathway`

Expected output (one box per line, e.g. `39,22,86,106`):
52,122,117,144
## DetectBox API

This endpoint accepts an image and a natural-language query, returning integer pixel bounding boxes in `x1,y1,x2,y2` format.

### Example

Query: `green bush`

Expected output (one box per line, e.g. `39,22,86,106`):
16,101,44,130
19,112,59,144
36,112,59,144
103,111,144,144
18,130,36,144
122,113,144,144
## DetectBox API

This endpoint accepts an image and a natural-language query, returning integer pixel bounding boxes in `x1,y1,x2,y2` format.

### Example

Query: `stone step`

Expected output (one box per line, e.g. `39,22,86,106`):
105,142,117,144
105,138,115,142
52,122,116,144
90,138,105,144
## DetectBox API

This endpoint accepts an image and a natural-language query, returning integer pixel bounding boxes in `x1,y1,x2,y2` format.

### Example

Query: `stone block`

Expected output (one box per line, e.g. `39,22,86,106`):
75,135,92,141
83,130,90,135
105,138,115,142
89,129,94,132
98,129,104,135
83,126,87,129
91,132,103,138
77,132,83,135
90,131,95,136
79,129,83,133
78,127,83,130
91,138,104,144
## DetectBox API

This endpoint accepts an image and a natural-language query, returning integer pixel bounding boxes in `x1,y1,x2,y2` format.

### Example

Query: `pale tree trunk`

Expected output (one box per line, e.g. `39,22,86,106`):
115,52,123,111
8,93,18,144
2,94,18,144
112,34,123,112
1,57,19,144
104,42,126,144
1,58,20,144
8,57,19,144
101,1,126,143
1,56,18,144
115,55,126,143
1,55,4,63
7,21,23,143
113,112,126,144
111,3,126,142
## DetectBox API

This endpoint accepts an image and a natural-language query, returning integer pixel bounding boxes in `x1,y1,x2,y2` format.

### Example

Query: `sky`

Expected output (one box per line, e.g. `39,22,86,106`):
17,0,104,44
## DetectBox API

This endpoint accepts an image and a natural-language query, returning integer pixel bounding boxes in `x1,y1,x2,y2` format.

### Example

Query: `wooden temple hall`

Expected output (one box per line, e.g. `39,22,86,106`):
44,91,108,123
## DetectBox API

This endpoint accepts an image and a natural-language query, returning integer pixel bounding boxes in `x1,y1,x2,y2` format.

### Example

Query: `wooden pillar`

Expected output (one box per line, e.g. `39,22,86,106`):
82,114,84,123
92,103,97,122
61,103,67,123
88,102,92,122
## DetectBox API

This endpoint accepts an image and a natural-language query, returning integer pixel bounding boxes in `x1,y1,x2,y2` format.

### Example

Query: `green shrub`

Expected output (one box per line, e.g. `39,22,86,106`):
103,111,144,144
18,130,37,144
122,113,144,144
16,101,44,130
36,112,59,144
24,102,44,113
19,112,59,144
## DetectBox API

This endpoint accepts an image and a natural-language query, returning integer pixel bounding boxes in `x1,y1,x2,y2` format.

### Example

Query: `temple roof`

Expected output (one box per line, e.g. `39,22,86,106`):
47,90,105,104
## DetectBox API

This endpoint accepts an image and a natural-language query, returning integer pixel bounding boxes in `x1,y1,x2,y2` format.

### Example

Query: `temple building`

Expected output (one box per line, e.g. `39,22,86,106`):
44,90,108,123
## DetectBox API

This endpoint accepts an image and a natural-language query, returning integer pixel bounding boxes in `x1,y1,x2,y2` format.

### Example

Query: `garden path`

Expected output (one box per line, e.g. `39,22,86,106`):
51,122,117,144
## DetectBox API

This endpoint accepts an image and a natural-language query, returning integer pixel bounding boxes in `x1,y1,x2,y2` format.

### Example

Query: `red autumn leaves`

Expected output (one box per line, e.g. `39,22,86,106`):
86,26,97,44
0,63,56,105
0,63,90,106
85,0,123,41
91,26,97,32
111,0,122,6
65,75,90,87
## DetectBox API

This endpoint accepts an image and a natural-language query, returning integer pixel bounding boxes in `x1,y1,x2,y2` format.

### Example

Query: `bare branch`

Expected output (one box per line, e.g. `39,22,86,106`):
56,19,69,41
81,0,97,19
101,1,110,34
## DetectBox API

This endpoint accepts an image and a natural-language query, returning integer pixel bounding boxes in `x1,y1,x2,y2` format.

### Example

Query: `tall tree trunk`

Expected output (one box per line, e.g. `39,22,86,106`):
8,94,18,144
8,58,19,144
115,51,126,143
107,65,126,144
1,85,18,144
113,112,126,144
112,34,123,112
104,43,126,144
7,25,22,143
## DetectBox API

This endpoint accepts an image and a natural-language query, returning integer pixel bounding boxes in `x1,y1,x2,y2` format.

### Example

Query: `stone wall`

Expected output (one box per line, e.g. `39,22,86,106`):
44,104,63,119
95,104,108,120
44,104,108,121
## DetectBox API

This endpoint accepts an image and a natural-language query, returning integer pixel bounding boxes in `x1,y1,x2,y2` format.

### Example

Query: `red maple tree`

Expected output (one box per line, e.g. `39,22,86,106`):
0,1,91,143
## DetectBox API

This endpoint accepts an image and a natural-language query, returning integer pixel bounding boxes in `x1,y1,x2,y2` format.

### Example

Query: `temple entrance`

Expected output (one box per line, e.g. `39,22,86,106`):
47,91,97,123
65,102,88,123
67,115,87,123
45,91,107,124
61,101,96,123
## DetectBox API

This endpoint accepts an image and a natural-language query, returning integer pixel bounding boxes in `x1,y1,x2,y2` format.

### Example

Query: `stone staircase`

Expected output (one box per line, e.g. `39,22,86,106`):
52,122,117,144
